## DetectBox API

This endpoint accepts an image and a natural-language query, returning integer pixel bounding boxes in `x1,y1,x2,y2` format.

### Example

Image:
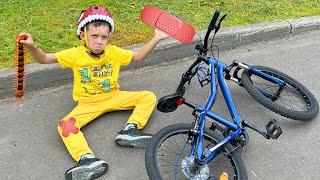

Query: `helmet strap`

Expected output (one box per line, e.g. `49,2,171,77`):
84,26,89,48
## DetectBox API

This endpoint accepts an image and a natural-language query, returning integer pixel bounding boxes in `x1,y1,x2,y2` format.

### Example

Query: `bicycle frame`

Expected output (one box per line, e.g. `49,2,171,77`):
182,56,285,164
147,11,288,180
151,10,287,169
182,57,243,164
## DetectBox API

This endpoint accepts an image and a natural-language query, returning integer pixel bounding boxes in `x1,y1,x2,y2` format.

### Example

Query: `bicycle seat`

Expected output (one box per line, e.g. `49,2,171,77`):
157,93,183,113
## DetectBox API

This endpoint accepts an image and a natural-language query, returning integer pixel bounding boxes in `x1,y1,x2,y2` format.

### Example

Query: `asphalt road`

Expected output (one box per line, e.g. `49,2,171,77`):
0,30,319,180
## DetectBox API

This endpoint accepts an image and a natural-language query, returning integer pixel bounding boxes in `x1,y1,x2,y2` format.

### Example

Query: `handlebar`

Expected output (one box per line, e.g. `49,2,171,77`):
175,10,227,94
204,11,220,49
198,10,227,54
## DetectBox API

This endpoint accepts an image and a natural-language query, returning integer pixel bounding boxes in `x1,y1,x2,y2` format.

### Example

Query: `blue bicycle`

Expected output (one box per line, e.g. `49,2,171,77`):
145,11,319,180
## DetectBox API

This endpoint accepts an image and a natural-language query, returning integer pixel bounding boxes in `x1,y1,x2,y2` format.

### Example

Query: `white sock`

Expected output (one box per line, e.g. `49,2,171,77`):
80,153,95,160
124,123,137,130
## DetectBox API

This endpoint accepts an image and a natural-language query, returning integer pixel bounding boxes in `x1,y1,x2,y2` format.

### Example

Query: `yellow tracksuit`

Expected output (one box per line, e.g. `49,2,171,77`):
55,45,156,161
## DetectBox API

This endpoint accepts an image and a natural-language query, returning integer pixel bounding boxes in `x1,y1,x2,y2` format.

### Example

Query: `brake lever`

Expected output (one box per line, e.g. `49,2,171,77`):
214,14,227,34
209,11,220,30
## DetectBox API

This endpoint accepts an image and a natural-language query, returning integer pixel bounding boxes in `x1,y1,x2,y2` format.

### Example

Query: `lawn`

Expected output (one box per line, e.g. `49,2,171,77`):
1,0,319,68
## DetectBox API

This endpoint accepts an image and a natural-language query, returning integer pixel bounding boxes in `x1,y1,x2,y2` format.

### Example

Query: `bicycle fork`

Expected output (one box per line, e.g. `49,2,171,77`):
247,66,286,101
226,61,286,101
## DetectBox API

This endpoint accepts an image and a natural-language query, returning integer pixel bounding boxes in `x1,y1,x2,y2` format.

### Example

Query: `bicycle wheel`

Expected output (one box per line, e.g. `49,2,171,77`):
145,123,247,180
241,65,319,121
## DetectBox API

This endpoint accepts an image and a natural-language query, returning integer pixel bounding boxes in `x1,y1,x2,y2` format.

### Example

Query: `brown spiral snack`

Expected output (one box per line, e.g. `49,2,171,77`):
14,34,28,99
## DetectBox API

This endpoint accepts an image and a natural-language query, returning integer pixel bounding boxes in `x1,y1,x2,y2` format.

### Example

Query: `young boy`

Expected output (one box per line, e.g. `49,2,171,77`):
19,6,168,180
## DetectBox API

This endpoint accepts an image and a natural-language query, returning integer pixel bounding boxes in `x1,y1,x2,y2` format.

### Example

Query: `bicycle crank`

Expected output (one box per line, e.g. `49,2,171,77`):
242,119,282,139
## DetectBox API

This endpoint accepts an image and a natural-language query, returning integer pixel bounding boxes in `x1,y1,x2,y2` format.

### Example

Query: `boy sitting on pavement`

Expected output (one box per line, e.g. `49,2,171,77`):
19,5,169,180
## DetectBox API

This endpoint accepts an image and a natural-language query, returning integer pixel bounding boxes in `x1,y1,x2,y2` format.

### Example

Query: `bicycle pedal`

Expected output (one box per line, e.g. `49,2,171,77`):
266,119,282,139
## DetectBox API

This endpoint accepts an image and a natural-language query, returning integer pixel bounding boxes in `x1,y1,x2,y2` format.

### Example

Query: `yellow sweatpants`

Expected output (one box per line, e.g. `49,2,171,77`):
57,90,156,161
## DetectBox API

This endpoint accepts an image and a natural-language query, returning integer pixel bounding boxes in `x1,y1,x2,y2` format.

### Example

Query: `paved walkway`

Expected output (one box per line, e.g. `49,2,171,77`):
0,30,319,179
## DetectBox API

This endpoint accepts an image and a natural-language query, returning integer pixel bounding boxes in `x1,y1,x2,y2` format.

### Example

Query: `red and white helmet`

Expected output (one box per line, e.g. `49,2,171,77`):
77,6,114,37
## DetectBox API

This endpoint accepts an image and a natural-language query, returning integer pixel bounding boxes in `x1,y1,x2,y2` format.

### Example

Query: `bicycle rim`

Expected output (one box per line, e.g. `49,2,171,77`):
145,124,247,180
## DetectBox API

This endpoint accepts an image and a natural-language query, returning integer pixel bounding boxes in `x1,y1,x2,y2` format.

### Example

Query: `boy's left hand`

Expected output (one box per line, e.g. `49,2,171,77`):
154,29,169,41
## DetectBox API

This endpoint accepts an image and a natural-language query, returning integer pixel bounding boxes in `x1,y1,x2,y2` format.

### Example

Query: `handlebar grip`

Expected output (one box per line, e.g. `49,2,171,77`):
208,10,220,30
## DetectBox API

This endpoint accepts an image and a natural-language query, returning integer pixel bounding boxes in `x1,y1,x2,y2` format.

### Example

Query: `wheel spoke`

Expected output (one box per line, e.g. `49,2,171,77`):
150,126,240,179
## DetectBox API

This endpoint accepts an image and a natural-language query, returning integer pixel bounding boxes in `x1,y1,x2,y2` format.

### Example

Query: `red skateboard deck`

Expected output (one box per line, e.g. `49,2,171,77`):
141,6,195,43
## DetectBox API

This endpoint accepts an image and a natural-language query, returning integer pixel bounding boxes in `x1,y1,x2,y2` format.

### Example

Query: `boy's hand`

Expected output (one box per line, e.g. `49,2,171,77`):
17,33,36,49
16,33,58,64
154,29,169,41
133,29,169,61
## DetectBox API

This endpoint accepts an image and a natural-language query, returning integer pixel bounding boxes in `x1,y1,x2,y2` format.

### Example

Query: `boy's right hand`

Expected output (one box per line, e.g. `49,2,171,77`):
16,33,58,64
17,33,36,49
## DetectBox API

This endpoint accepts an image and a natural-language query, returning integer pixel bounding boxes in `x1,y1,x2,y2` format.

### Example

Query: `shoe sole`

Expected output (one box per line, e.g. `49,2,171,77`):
65,161,108,180
115,135,151,149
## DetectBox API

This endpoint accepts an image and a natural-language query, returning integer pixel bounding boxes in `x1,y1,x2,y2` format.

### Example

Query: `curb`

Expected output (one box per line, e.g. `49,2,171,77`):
1,16,320,98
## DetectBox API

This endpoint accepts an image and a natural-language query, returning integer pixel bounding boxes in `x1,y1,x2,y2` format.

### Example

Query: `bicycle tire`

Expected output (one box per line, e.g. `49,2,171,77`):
145,123,247,180
241,65,319,121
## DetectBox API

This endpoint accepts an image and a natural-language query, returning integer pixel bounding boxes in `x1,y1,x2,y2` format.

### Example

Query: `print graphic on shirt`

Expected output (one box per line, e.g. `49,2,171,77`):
79,63,114,95
91,64,113,77
80,68,91,83
98,79,111,91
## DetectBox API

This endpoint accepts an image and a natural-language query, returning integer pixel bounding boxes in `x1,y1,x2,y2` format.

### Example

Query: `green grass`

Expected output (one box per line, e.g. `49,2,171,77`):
1,0,319,68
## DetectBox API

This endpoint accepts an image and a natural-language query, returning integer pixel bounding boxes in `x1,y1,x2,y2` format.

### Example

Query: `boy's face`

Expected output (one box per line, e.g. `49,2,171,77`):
80,23,110,54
